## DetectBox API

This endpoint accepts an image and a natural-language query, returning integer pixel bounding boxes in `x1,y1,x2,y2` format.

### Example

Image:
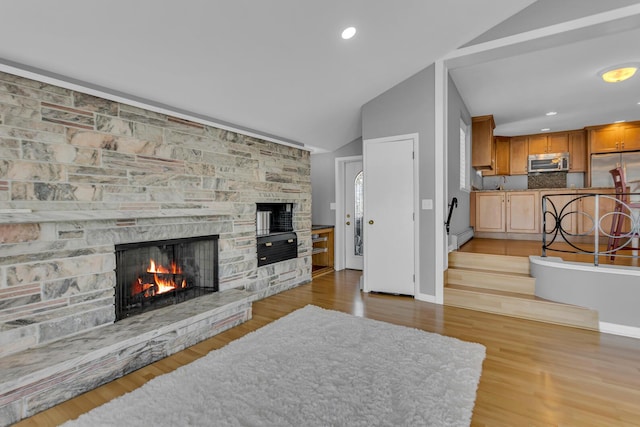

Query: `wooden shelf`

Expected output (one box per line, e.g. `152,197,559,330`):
311,226,334,278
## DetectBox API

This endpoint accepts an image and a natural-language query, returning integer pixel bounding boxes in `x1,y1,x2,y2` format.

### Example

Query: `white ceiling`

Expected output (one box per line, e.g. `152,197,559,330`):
0,0,536,152
450,7,640,137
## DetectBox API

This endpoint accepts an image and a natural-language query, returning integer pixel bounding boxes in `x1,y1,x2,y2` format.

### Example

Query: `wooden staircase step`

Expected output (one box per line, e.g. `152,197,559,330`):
449,251,530,275
446,267,535,295
444,284,599,331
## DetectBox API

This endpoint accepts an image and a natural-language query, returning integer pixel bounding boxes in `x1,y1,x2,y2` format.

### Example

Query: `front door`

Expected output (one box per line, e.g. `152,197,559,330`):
363,136,415,295
345,160,364,270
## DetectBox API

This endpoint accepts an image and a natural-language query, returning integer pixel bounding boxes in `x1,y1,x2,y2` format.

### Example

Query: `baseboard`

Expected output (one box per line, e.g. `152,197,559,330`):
599,322,640,339
415,292,437,303
448,227,474,252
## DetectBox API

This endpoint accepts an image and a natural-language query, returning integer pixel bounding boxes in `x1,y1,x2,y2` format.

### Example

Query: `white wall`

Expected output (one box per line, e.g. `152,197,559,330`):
310,138,362,226
362,65,436,296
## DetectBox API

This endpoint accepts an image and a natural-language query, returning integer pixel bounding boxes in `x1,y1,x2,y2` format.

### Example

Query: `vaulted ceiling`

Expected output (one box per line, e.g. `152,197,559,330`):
0,0,535,152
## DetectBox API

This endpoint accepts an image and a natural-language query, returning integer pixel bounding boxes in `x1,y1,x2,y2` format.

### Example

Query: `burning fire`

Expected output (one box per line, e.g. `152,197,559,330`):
131,258,187,297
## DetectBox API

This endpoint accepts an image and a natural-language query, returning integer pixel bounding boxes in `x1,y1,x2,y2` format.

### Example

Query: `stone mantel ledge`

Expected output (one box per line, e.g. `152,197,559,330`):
0,208,233,224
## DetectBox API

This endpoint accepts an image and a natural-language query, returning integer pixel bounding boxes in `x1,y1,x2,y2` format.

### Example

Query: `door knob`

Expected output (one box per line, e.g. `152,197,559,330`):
368,220,374,225
346,221,351,225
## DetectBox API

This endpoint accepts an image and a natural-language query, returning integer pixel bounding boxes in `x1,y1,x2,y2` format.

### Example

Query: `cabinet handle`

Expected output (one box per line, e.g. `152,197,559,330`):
287,239,294,243
260,257,267,261
265,242,272,247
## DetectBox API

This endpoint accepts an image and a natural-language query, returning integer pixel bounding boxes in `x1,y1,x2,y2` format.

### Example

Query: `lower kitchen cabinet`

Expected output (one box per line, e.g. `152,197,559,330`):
576,188,619,236
475,192,505,232
474,191,540,234
506,191,540,233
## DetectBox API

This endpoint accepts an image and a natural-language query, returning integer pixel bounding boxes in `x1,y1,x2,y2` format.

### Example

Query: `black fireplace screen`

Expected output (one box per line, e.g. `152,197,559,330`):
115,235,219,321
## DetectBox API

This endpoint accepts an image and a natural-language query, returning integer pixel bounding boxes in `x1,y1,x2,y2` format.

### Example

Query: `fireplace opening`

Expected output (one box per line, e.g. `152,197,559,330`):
115,235,219,321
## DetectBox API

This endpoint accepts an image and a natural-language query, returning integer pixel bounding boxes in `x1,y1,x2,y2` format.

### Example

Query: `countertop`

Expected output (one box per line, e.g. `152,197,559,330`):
472,187,613,192
312,224,335,230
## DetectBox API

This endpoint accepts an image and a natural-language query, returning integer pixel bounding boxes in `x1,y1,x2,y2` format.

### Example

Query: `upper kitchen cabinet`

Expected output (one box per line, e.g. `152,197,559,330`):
528,132,569,155
491,136,510,176
472,115,495,170
527,135,548,155
568,130,587,172
509,136,528,175
588,121,640,153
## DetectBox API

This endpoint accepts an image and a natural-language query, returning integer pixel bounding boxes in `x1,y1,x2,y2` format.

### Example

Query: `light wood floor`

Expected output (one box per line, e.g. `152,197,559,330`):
15,253,640,426
460,237,640,266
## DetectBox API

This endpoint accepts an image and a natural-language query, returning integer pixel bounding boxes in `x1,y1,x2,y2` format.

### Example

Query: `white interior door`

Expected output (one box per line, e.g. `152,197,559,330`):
345,160,364,270
363,137,415,295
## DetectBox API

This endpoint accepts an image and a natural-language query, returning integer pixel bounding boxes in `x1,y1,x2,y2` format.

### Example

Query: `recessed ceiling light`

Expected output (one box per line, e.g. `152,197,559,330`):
598,64,639,83
341,27,356,40
545,111,557,116
541,128,551,132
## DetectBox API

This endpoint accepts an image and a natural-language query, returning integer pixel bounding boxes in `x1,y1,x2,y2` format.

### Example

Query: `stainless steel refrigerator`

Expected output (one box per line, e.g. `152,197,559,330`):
590,152,640,189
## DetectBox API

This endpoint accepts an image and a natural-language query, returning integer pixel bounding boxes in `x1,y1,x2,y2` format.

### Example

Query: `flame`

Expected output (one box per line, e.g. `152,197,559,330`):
147,259,182,274
130,258,187,297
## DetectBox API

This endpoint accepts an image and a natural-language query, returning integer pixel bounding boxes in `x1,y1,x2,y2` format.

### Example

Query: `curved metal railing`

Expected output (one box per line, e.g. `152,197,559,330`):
542,192,640,265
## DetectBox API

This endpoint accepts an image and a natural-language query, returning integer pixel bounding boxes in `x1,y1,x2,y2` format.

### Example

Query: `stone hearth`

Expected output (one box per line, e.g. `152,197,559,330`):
0,288,253,425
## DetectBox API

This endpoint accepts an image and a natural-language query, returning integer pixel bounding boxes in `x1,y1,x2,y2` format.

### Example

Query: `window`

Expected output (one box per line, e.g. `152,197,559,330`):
459,118,471,191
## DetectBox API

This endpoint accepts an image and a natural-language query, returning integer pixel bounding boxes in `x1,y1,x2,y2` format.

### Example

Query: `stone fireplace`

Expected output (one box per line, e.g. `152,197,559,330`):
0,70,312,424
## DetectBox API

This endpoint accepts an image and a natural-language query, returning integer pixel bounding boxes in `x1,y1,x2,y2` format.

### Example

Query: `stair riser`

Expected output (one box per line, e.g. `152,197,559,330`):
449,252,530,275
447,269,535,294
444,288,598,330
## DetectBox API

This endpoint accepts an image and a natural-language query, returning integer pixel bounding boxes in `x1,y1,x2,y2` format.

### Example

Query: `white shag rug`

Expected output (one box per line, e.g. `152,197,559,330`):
63,305,486,427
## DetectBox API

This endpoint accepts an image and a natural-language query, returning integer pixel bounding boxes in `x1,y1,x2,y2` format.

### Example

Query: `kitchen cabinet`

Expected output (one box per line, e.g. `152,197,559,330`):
472,115,495,170
506,191,540,233
540,189,578,234
475,192,505,232
483,136,510,176
311,226,334,277
494,136,510,176
576,189,619,237
589,122,640,153
528,132,570,155
568,131,587,172
474,191,539,234
527,135,548,155
548,133,570,153
509,136,528,175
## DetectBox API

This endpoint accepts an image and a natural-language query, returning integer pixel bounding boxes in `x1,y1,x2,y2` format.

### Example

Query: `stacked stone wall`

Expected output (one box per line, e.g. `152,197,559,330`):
0,71,311,356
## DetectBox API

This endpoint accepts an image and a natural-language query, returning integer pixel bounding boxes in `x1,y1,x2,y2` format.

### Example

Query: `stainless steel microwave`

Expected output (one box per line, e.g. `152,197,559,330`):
528,152,569,173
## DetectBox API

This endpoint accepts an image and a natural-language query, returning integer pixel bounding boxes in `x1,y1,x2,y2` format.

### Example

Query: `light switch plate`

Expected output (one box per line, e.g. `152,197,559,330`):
422,199,433,210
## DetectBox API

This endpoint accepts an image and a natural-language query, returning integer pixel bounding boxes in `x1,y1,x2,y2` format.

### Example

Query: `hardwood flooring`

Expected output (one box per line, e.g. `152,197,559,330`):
15,262,640,426
459,237,640,267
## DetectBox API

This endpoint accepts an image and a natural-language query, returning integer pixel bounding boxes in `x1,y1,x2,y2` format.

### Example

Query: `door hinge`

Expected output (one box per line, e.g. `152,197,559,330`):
413,212,415,221
412,151,415,159
413,274,415,282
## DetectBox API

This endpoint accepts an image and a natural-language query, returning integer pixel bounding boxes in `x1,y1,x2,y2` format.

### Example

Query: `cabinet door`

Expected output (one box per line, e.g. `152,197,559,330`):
506,191,540,233
547,133,569,153
528,135,548,154
472,115,495,169
475,192,505,232
589,127,620,153
569,131,587,172
578,189,618,237
622,124,640,151
541,190,578,234
509,136,528,175
494,136,510,175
